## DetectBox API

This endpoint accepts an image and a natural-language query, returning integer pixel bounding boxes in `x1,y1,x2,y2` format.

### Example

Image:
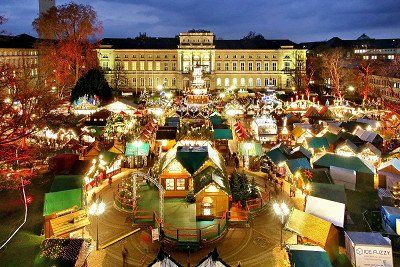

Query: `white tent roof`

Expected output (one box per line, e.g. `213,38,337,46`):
305,195,346,227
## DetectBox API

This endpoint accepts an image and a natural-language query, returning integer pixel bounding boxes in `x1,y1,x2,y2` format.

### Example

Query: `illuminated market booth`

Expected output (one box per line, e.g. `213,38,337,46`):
251,115,278,143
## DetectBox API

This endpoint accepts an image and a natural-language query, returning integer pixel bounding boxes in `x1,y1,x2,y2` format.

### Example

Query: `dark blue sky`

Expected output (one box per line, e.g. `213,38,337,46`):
2,0,400,42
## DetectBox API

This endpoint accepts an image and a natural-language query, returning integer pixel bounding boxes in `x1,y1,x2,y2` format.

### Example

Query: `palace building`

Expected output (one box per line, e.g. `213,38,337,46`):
97,30,306,93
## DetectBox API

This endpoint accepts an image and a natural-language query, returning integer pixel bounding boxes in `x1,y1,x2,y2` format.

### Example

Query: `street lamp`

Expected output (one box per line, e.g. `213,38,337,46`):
273,202,290,249
89,200,106,250
348,86,355,92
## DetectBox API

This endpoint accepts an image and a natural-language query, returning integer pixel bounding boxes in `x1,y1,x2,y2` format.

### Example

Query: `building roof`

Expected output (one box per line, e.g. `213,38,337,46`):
100,151,119,164
148,249,183,267
345,231,391,246
308,137,329,149
336,139,358,153
323,132,339,145
288,245,332,267
290,146,312,159
313,153,375,174
286,158,312,174
193,166,230,195
213,128,233,140
50,175,83,192
300,37,400,50
176,146,209,174
310,183,347,204
196,248,230,267
266,143,290,165
43,188,82,216
0,34,37,49
156,126,178,140
210,115,223,126
100,36,301,50
378,158,400,174
308,169,333,184
285,209,334,247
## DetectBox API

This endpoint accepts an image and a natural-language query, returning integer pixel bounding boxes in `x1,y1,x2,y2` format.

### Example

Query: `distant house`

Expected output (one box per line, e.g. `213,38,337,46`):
313,153,375,190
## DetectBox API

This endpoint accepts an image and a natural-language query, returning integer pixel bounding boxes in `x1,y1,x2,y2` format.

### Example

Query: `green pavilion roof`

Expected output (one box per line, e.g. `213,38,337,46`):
213,129,233,140
43,188,82,216
288,245,332,267
176,146,208,175
310,182,347,204
50,175,83,193
308,137,329,149
313,153,374,174
286,158,311,174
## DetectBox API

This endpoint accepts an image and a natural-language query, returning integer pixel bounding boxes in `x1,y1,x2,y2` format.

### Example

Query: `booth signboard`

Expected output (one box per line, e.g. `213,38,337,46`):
345,232,393,267
152,228,159,242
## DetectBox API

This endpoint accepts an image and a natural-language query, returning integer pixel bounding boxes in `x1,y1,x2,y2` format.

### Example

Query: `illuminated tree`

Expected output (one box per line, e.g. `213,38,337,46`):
321,48,352,98
32,3,102,99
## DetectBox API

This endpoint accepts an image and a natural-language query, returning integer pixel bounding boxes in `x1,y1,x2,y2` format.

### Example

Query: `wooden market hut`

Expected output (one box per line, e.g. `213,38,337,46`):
193,166,230,220
285,209,339,261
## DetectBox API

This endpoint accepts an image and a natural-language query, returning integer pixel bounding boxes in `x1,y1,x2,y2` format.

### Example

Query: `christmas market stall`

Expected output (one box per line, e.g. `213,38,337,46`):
305,183,347,227
251,115,278,143
313,153,375,191
156,126,178,153
238,141,264,169
285,209,339,261
212,126,233,155
43,175,86,238
286,245,332,267
125,141,150,168
103,99,137,115
378,158,400,195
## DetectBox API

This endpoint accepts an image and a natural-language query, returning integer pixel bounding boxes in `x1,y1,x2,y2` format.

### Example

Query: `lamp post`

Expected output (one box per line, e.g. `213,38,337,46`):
89,200,106,250
273,202,290,249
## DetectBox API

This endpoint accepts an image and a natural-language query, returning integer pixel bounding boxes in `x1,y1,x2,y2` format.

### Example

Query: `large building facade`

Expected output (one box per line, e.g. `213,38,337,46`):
97,31,306,93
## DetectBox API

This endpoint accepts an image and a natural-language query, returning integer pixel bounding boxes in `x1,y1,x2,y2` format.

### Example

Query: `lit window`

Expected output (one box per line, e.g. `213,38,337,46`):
264,62,269,71
248,62,253,71
225,78,230,87
256,62,261,71
256,78,261,87
165,179,174,190
248,78,253,87
216,78,222,86
272,62,277,71
176,179,186,190
240,78,246,86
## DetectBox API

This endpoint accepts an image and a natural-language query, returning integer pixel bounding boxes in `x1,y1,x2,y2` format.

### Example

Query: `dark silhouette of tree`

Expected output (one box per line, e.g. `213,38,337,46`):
71,68,113,103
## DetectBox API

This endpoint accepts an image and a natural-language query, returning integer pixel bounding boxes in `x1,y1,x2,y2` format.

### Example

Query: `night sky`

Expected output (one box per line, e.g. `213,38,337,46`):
1,0,400,42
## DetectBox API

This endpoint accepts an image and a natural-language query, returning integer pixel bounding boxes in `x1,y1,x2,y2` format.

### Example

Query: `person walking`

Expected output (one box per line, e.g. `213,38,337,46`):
122,246,129,267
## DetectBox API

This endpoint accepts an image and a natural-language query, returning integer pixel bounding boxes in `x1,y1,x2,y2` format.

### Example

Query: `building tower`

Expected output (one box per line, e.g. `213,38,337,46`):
39,0,55,16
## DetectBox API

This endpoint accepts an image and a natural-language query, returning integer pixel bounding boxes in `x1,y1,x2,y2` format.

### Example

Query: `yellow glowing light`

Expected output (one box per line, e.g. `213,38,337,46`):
205,184,219,193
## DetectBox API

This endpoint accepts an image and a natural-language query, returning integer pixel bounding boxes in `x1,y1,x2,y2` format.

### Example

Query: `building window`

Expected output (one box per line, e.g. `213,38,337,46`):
225,62,229,71
363,55,369,60
272,78,277,86
248,62,253,71
225,78,230,87
272,62,277,71
132,61,136,70
216,78,222,86
172,62,176,71
371,55,377,60
284,61,290,70
232,62,237,71
240,78,246,86
388,55,395,60
124,62,128,70
172,77,176,86
156,62,161,70
256,62,261,71
132,78,136,87
163,77,168,86
240,62,245,71
148,61,153,71
217,62,221,71
232,78,238,86
264,62,269,71
203,202,212,216
233,55,237,59
248,78,253,87
140,77,145,87
256,78,261,87
286,78,290,87
297,61,302,69
140,61,145,71
165,179,174,190
102,61,108,69
264,78,269,86
148,77,153,87
164,63,168,71
176,179,186,190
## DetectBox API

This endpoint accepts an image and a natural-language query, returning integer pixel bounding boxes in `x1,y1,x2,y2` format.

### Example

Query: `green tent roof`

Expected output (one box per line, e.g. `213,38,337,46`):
176,146,208,175
100,150,118,163
323,132,339,145
266,146,288,165
238,142,263,157
50,175,83,193
286,158,311,174
213,129,233,140
125,142,150,156
308,137,329,149
289,246,332,267
43,188,82,216
313,153,375,174
210,115,223,126
193,166,230,195
310,182,347,204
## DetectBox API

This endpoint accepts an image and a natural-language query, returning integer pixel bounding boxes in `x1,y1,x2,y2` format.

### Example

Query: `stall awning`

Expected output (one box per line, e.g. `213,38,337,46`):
125,142,150,157
210,115,223,126
213,129,233,140
44,188,82,216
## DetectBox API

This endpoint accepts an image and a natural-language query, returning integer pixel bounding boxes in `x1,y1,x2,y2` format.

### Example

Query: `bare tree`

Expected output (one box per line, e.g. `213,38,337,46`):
111,61,128,94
